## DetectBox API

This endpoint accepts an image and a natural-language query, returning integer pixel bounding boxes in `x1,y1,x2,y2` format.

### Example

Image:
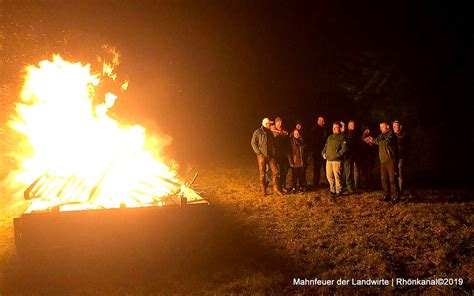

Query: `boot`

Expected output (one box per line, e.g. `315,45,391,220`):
272,174,283,196
274,188,283,196
273,184,283,196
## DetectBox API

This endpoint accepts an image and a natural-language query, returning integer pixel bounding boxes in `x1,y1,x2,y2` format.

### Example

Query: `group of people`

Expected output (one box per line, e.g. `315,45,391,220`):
251,116,407,203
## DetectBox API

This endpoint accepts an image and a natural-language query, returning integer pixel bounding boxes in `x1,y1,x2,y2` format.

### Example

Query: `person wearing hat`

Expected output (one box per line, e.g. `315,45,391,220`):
271,117,290,192
365,122,400,203
393,120,408,195
251,118,283,196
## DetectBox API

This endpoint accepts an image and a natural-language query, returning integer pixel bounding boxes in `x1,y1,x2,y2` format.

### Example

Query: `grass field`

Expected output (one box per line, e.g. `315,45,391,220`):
0,161,473,295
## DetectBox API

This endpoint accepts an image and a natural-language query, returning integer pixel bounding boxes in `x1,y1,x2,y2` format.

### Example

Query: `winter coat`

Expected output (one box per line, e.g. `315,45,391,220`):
310,125,328,155
272,128,291,160
372,130,398,163
288,137,307,168
361,133,377,165
344,129,360,160
395,130,408,160
251,126,276,158
321,133,347,161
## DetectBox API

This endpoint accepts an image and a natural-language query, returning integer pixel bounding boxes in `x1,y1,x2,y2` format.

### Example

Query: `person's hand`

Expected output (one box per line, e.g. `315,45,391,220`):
323,153,327,160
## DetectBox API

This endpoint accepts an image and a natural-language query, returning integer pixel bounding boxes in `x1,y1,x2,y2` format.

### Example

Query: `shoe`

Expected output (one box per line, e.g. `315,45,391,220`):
330,191,336,195
274,190,284,196
391,196,401,204
282,188,288,194
381,195,391,202
299,186,306,193
336,192,342,197
290,187,297,194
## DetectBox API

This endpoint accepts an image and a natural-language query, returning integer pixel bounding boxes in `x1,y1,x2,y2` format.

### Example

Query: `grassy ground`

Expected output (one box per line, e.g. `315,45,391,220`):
0,161,473,295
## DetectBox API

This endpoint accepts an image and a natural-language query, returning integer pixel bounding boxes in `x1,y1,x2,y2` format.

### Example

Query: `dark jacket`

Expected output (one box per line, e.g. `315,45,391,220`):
321,133,347,161
288,137,307,168
273,128,290,160
372,130,398,163
251,126,276,157
310,125,328,155
395,130,408,160
361,132,377,165
344,129,360,160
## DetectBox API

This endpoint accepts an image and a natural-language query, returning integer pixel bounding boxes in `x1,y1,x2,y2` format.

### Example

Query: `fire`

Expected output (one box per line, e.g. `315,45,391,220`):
9,54,200,213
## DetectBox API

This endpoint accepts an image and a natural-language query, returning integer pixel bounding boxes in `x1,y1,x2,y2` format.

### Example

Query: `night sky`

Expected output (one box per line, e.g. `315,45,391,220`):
1,1,472,181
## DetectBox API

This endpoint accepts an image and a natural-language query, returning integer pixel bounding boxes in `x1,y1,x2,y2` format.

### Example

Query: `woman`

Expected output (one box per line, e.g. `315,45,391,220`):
288,129,308,193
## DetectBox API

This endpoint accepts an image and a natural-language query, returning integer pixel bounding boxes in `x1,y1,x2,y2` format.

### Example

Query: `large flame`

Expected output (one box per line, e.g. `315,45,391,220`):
9,54,199,213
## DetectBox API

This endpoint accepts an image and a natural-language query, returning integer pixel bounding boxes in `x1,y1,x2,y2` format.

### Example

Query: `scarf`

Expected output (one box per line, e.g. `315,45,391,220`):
292,136,304,146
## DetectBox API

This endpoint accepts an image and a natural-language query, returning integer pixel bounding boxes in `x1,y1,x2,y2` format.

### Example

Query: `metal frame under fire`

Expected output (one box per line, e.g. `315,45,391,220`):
15,181,210,255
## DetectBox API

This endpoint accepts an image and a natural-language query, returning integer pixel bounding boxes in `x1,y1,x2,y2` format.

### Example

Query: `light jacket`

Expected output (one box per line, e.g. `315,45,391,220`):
251,126,275,157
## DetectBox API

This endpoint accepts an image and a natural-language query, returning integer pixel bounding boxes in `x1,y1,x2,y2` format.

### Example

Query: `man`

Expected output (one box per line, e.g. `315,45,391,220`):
393,120,408,195
343,120,360,194
251,118,283,196
271,117,290,192
366,122,400,203
310,116,327,188
322,122,347,196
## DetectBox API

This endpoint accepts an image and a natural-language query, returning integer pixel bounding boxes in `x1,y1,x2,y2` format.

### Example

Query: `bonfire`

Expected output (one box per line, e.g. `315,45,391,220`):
9,50,202,213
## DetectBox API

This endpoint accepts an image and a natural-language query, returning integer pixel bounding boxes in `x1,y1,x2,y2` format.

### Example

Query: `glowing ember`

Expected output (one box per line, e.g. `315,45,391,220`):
9,54,200,213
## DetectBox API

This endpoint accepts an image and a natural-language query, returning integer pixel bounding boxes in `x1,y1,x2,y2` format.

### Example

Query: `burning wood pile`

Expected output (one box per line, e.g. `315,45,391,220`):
23,170,205,212
9,50,207,214
9,50,209,254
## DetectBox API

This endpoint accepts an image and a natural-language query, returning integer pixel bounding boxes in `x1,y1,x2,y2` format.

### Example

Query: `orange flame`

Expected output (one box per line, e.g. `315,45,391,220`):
9,54,200,213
